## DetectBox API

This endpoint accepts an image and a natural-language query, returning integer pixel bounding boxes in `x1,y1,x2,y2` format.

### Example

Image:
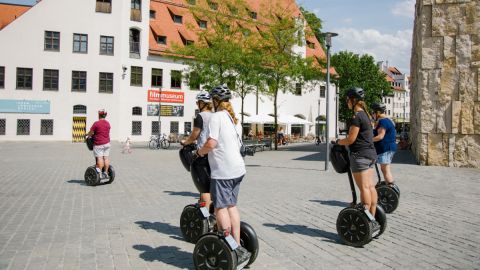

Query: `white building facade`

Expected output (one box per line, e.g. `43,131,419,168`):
0,0,337,142
378,62,410,127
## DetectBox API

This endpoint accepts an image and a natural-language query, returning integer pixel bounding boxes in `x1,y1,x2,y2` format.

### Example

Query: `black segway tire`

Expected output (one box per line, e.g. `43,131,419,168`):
376,184,399,213
105,165,115,184
180,205,209,243
336,208,372,247
375,205,387,238
193,233,237,270
84,166,100,186
240,222,259,267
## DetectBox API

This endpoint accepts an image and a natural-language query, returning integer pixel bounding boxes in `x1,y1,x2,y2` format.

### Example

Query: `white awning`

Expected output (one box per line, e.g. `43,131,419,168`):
243,114,275,124
277,114,312,125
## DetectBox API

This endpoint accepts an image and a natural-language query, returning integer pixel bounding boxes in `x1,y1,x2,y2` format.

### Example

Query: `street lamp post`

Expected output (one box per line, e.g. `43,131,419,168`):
323,32,338,171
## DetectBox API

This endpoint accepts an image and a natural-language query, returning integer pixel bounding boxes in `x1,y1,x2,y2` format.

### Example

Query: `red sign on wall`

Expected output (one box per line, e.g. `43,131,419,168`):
148,90,184,104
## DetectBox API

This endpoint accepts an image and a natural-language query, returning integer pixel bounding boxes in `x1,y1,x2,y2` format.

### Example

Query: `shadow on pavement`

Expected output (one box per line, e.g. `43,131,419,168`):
293,152,325,162
310,200,350,208
66,179,86,186
132,245,193,268
392,150,417,165
135,221,183,239
164,190,199,198
263,223,341,243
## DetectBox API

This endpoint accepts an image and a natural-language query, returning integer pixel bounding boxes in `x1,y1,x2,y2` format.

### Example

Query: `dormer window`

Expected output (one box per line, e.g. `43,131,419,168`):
150,10,156,19
173,15,183,24
198,20,207,29
307,40,315,49
208,1,218,11
156,36,167,45
249,11,257,20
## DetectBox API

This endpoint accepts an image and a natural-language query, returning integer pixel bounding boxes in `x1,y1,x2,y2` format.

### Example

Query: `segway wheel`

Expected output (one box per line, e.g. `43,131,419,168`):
161,139,170,149
105,165,115,184
240,222,259,267
376,185,399,213
375,205,387,238
336,208,372,247
84,166,100,186
180,205,209,243
194,234,237,270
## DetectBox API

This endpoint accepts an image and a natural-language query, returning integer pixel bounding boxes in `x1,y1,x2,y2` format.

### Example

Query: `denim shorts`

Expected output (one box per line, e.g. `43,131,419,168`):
210,175,244,208
377,151,395,164
349,153,375,173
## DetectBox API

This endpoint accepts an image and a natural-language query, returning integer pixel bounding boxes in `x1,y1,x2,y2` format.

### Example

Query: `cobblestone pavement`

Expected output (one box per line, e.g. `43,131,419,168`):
0,141,479,270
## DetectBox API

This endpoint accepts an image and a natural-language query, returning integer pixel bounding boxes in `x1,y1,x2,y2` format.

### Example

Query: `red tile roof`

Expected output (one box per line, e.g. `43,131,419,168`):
388,66,402,75
0,3,31,30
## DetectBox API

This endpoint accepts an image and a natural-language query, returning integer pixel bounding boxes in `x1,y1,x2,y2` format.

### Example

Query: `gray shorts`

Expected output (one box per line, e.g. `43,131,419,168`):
93,143,111,157
210,175,244,209
349,154,375,173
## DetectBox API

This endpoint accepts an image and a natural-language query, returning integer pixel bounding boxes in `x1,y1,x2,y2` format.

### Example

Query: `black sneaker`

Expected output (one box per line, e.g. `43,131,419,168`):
235,246,251,266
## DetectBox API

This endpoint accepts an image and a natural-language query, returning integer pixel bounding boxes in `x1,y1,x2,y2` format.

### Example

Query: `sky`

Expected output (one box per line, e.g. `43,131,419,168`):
298,0,415,75
2,0,415,74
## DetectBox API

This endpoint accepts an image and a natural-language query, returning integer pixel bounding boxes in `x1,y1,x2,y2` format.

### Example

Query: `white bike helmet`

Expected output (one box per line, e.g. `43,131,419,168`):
196,91,212,103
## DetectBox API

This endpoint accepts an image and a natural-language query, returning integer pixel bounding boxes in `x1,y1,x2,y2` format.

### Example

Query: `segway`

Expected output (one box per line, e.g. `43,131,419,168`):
330,144,387,247
374,163,400,213
179,144,259,269
84,136,115,186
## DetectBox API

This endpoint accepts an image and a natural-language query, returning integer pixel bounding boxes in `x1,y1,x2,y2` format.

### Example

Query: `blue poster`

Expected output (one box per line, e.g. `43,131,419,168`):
0,99,51,114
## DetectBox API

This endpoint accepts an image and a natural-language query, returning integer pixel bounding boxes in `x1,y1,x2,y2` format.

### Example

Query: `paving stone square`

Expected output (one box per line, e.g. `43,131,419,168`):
0,142,479,270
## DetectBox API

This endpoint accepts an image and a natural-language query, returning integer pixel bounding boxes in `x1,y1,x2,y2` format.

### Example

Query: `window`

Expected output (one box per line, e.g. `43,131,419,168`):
100,36,114,55
16,68,33,89
249,11,257,20
156,35,167,45
44,31,60,51
0,119,5,135
72,71,87,92
96,0,111,13
132,121,142,135
0,66,4,88
184,122,192,134
73,105,87,114
150,10,156,19
171,70,182,88
152,68,163,87
388,110,390,115
173,15,183,24
295,83,302,96
198,20,207,29
99,72,113,93
17,119,30,135
43,69,59,91
73,33,88,53
129,29,140,56
170,121,179,134
40,119,53,135
208,1,218,10
132,106,142,116
152,121,159,135
131,66,143,86
188,71,200,90
131,0,141,22
320,86,326,98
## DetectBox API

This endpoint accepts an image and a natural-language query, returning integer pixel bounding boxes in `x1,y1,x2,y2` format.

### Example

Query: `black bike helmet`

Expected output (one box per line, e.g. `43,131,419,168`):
371,102,387,113
346,87,365,100
210,85,232,101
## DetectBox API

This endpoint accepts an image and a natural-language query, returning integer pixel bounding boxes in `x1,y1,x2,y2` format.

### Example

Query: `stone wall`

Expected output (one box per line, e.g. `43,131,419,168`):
411,0,480,167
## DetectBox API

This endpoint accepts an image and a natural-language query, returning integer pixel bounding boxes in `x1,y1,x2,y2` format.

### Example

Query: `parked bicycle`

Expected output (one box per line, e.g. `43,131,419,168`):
148,133,171,149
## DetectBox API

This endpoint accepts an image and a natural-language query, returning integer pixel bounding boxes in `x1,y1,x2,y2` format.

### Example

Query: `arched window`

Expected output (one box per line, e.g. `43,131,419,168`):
129,28,141,56
73,105,87,114
132,106,142,116
294,114,306,119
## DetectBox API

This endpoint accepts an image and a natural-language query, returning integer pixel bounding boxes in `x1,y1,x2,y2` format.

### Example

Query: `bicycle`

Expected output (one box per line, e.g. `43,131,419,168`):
148,133,171,149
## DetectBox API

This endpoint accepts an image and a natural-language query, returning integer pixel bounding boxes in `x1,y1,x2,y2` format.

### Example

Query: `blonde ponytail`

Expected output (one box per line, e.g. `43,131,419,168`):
217,101,238,125
357,100,372,119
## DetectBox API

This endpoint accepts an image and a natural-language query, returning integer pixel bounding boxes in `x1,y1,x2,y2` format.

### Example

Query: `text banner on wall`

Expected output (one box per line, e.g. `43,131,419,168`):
0,99,50,114
148,90,184,103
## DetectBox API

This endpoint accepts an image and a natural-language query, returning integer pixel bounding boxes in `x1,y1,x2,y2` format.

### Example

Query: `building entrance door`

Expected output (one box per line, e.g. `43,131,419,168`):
72,117,86,142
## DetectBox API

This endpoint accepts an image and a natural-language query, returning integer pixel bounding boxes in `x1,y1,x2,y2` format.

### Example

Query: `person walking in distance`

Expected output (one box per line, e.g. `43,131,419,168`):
181,91,214,208
87,109,111,179
196,85,251,263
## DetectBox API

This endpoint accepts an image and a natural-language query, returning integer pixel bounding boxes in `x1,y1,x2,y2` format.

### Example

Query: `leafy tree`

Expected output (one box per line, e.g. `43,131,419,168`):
299,7,325,48
331,51,391,123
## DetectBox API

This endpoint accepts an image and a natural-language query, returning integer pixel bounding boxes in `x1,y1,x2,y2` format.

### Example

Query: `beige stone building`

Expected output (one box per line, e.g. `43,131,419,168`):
411,0,480,167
